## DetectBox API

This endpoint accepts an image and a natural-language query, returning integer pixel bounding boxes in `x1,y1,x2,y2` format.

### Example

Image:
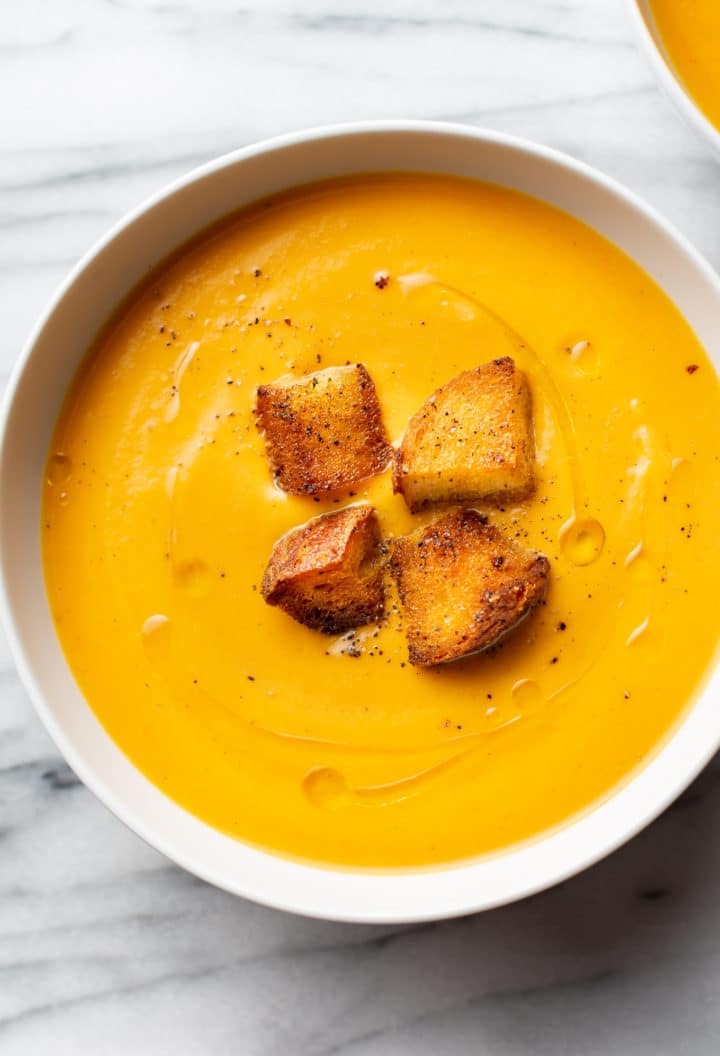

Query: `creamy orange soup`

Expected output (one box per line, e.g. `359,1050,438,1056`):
43,174,720,868
651,0,720,130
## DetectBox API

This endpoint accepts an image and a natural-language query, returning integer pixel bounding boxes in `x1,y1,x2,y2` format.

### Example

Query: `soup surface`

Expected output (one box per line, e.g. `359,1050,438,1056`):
43,174,720,867
651,0,720,130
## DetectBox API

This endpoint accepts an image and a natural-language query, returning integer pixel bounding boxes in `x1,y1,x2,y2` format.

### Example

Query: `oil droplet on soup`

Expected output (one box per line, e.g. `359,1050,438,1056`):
624,542,655,585
303,767,348,809
566,338,600,378
47,453,72,486
560,516,606,566
511,679,544,712
141,614,172,665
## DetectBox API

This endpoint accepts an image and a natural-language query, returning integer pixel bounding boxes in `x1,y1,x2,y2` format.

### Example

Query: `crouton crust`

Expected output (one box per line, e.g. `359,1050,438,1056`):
393,357,535,511
261,504,385,634
390,509,549,666
255,364,392,495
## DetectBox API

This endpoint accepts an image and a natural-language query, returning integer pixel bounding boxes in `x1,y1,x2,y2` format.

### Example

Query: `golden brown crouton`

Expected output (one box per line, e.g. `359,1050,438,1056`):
390,509,549,666
393,357,534,511
255,365,392,495
261,504,385,634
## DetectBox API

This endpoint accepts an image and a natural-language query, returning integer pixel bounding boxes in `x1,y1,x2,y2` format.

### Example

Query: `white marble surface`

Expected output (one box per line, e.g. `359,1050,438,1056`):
3,1,720,1052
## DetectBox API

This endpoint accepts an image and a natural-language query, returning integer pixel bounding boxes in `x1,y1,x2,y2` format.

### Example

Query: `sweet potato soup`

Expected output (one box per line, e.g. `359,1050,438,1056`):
650,0,720,130
43,174,720,868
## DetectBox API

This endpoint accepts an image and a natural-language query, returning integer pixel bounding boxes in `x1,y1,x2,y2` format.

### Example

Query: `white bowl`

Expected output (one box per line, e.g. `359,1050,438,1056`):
626,0,720,158
2,122,720,923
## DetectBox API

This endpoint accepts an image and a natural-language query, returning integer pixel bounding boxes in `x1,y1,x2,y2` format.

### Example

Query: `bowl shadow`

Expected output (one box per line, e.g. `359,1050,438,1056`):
203,753,720,1051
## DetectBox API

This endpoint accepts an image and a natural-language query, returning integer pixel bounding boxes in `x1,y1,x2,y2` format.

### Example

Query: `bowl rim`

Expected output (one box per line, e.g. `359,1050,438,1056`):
624,0,720,158
2,119,720,923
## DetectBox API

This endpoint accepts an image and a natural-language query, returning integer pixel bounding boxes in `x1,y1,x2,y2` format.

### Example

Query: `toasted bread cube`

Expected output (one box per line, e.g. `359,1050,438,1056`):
261,504,385,634
393,357,534,511
255,364,392,495
390,509,549,666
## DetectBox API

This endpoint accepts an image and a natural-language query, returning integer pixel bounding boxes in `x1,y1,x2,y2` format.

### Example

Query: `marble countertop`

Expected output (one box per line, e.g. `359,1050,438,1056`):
3,1,720,1052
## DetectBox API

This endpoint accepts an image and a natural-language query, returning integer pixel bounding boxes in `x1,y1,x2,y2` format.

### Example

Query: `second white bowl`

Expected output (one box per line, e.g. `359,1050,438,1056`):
626,0,720,158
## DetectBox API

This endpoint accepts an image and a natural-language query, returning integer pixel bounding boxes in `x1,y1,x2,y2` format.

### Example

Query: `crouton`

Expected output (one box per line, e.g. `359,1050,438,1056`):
393,357,534,511
261,504,385,634
390,509,549,666
255,364,392,495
